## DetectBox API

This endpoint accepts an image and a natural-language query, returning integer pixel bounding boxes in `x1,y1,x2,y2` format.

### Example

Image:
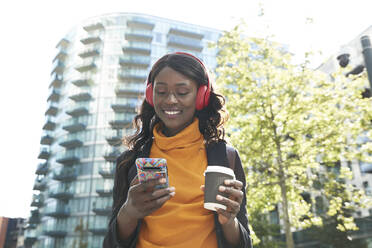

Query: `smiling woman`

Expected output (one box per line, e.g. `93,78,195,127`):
103,52,253,248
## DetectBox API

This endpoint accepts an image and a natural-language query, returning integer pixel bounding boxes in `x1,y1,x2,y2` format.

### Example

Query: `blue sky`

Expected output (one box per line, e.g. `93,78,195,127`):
0,0,371,218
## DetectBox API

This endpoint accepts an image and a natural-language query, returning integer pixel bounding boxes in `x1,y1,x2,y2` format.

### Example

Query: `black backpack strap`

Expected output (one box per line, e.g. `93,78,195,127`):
206,142,236,171
226,145,236,171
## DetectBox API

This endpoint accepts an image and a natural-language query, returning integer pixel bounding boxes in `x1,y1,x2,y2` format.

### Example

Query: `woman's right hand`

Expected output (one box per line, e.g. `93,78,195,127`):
120,176,175,221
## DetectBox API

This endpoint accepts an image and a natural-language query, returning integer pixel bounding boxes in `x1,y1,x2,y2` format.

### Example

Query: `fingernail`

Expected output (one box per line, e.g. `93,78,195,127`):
216,195,223,201
224,179,231,185
170,192,176,196
219,186,226,192
159,178,166,183
169,187,175,192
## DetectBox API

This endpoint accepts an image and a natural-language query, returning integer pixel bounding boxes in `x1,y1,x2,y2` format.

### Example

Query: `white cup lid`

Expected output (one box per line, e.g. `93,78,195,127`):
204,165,235,178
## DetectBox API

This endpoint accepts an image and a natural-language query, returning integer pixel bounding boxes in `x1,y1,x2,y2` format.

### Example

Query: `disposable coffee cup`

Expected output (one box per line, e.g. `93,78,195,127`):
204,166,235,211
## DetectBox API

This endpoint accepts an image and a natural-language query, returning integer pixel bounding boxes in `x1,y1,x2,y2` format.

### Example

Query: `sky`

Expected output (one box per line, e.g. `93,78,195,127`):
0,0,371,218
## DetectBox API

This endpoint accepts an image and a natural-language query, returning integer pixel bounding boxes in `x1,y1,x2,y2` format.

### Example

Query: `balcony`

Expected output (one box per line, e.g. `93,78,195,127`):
69,91,92,101
99,163,115,178
111,102,137,113
118,70,147,82
96,188,113,197
53,168,78,182
38,147,51,160
29,210,41,224
33,177,47,191
49,186,74,200
49,74,63,88
30,194,44,207
71,78,94,87
35,163,49,175
103,149,121,162
53,49,68,62
168,28,204,39
56,38,70,49
115,83,144,97
106,135,122,146
167,35,203,52
125,29,153,42
42,117,56,131
88,227,107,235
62,120,86,133
80,35,101,45
78,48,100,58
75,61,96,73
109,119,132,130
66,102,89,117
40,133,54,145
93,206,112,216
24,230,37,246
83,22,104,32
47,89,61,102
119,56,150,68
44,205,70,218
44,230,67,238
122,42,151,55
56,153,79,165
127,19,154,30
45,103,58,116
51,61,65,75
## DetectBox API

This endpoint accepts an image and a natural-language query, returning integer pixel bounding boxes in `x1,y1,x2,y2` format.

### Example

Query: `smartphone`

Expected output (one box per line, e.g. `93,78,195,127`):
135,158,168,189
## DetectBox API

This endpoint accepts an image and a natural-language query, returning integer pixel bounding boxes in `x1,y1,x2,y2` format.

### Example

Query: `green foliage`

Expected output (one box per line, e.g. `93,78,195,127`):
214,24,372,247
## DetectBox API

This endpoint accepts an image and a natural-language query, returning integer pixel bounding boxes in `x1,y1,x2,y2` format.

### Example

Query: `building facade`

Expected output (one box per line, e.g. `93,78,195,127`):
0,217,24,248
24,12,221,248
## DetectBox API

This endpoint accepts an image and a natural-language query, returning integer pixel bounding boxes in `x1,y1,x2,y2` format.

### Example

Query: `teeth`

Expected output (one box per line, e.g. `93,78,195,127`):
165,110,181,115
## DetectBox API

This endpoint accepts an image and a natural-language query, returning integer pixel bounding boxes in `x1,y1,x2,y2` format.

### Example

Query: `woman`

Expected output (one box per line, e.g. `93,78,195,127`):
103,52,252,248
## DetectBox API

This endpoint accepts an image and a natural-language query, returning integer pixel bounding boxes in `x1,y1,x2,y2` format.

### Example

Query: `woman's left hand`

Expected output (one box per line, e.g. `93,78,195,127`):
215,179,244,225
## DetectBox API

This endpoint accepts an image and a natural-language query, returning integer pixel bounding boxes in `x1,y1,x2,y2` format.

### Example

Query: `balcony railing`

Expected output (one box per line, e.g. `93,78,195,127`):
53,168,78,182
62,120,86,133
35,163,49,175
103,149,122,162
28,210,41,224
115,83,144,97
37,147,51,160
65,102,90,117
105,134,122,146
49,186,74,200
168,28,204,39
52,49,68,62
167,35,203,52
56,38,70,49
122,42,151,55
96,188,113,196
80,35,101,45
56,153,80,166
109,118,132,130
78,48,100,58
45,103,58,116
99,163,115,178
111,102,137,113
33,177,47,191
119,56,150,68
40,133,54,145
30,194,44,207
71,78,94,87
92,206,112,216
47,88,61,102
49,74,63,88
88,227,107,235
69,91,92,102
43,230,67,238
44,205,71,218
125,29,153,42
118,70,147,82
127,19,154,30
42,117,56,131
24,230,37,246
75,61,96,73
51,61,65,75
83,22,104,32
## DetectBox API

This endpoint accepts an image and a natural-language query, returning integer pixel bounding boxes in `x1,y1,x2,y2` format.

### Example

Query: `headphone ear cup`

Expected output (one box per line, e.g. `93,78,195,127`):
145,82,154,106
196,85,208,110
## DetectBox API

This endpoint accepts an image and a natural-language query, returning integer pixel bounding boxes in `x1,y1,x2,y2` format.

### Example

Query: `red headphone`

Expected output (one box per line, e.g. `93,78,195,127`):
145,52,211,110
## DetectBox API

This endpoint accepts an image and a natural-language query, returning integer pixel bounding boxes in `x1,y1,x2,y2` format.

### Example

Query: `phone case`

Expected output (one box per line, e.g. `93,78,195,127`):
135,158,168,189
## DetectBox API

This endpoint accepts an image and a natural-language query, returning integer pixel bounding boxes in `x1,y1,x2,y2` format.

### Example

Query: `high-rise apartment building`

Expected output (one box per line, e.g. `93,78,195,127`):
24,12,221,248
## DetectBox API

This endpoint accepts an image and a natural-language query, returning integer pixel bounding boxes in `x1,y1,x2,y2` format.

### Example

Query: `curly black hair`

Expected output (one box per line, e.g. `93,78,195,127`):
121,53,228,165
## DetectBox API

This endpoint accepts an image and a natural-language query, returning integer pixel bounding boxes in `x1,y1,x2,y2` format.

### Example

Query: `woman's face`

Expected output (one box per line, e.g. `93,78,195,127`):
153,66,198,136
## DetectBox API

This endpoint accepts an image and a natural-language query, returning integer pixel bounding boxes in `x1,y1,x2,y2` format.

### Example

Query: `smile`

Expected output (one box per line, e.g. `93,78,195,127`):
164,110,181,115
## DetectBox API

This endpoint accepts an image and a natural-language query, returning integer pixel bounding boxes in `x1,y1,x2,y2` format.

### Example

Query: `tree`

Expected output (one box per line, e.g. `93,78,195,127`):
214,24,372,248
72,218,88,248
